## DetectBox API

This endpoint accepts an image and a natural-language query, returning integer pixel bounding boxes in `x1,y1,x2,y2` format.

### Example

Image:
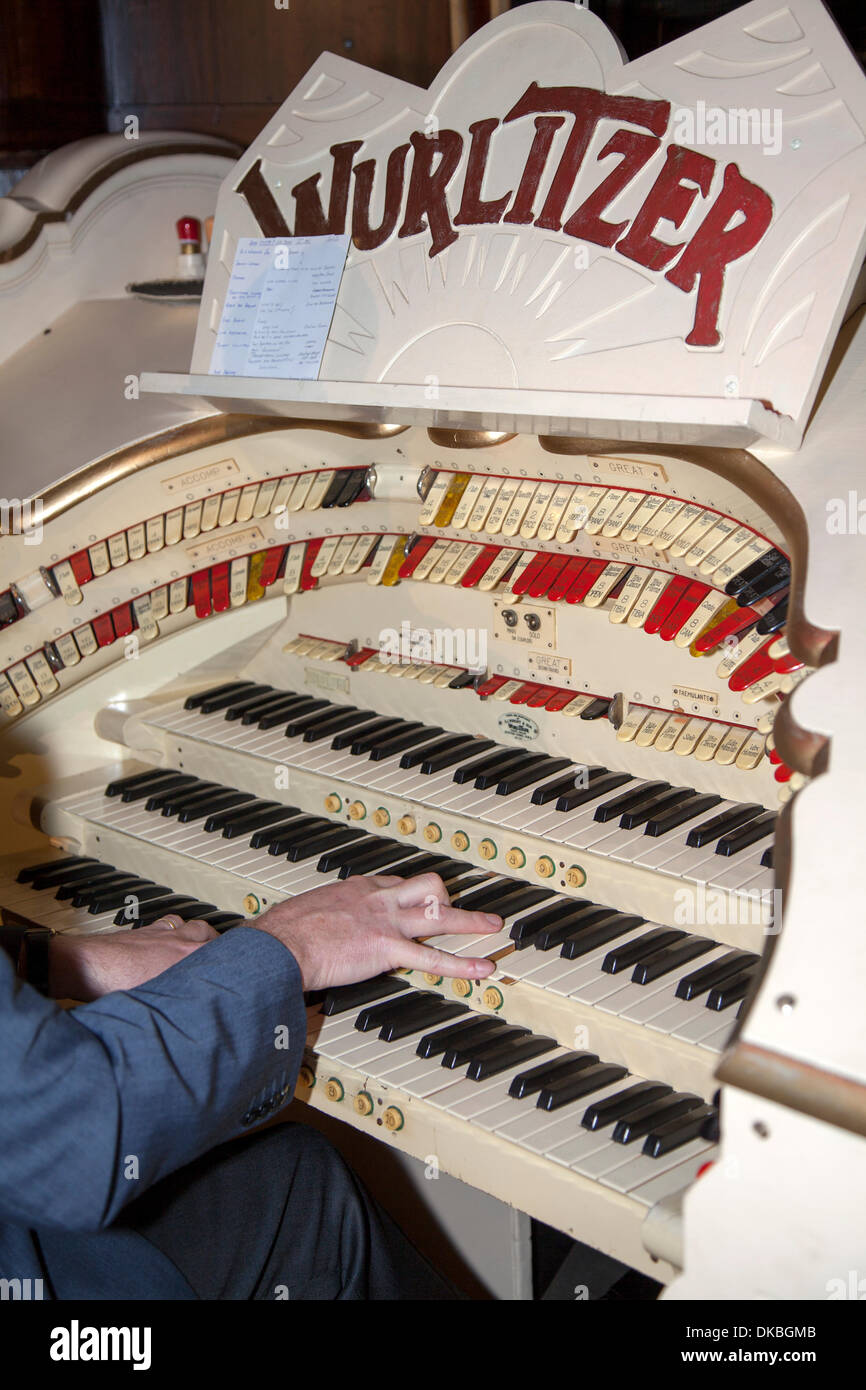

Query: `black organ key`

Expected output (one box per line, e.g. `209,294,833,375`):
538,1062,628,1111
416,1015,501,1059
113,889,176,924
199,683,268,714
30,861,113,890
118,772,194,803
560,913,648,960
105,769,173,798
67,873,141,905
283,703,341,737
442,1023,524,1069
223,687,276,719
675,950,759,1002
706,968,758,1011
760,846,773,867
258,697,327,731
644,793,722,837
286,826,367,861
618,787,697,830
321,975,409,1016
454,748,534,788
530,770,594,806
384,854,465,881
177,790,255,823
473,751,549,790
583,1081,672,1131
221,804,295,839
534,904,616,952
686,803,763,848
142,779,209,811
496,756,573,796
52,866,124,898
725,548,788,601
630,934,715,985
331,717,392,751
612,1093,704,1145
446,670,478,689
592,780,670,823
93,883,174,913
316,836,390,872
203,798,279,834
755,597,788,636
553,770,633,813
417,737,495,774
183,681,255,710
302,708,378,742
366,725,445,760
510,899,590,947
135,896,202,925
261,817,335,854
335,469,368,507
241,693,311,726
199,912,245,932
452,881,549,917
715,812,776,856
579,698,611,720
466,1033,556,1081
339,844,423,877
355,990,442,1032
384,1000,467,1042
154,783,222,816
601,928,685,975
18,856,99,883
321,469,354,508
509,1051,599,1100
643,1103,717,1158
348,720,418,755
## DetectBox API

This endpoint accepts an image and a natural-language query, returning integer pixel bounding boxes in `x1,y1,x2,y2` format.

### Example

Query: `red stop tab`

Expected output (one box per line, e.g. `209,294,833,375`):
475,674,508,698
299,539,323,590
693,604,758,654
728,639,775,691
67,550,93,585
259,546,286,588
527,554,570,599
545,688,578,712
512,552,549,595
111,603,134,638
525,684,562,708
344,646,379,667
644,575,689,636
399,536,437,578
509,682,543,705
91,613,115,647
548,557,587,602
461,545,501,589
565,558,606,604
658,580,711,641
211,562,231,612
191,570,212,618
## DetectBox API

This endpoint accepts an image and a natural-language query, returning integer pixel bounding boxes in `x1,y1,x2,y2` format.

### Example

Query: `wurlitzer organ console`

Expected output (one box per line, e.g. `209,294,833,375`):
2,0,865,1298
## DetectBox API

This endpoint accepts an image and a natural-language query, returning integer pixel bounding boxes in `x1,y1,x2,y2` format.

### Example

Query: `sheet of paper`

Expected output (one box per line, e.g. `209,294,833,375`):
209,234,350,379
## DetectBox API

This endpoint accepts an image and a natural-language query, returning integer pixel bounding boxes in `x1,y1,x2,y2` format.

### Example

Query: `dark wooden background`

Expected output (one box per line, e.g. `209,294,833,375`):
2,0,865,167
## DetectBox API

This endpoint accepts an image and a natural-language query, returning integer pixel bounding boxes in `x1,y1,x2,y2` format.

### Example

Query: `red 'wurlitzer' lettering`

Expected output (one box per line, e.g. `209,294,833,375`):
399,129,464,257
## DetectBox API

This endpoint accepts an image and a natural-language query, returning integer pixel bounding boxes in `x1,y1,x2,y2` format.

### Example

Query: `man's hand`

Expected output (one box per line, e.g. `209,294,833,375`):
49,916,218,1001
249,873,502,990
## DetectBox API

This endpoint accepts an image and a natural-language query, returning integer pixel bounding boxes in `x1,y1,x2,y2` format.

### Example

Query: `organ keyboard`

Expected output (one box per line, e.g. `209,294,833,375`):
3,0,866,1298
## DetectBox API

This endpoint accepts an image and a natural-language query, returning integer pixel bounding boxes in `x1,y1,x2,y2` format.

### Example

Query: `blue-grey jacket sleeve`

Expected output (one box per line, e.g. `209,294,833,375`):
0,926,307,1234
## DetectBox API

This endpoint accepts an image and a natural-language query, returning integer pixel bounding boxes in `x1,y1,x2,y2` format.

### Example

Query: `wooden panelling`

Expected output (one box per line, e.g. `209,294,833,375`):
0,0,107,151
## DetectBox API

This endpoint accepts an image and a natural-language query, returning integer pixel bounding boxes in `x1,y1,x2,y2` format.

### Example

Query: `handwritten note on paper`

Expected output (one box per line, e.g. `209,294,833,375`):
209,234,350,379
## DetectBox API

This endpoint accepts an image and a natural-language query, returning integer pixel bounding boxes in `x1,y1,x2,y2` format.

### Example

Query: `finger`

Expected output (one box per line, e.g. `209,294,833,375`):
150,914,186,931
391,872,450,910
393,940,495,979
178,918,218,941
398,905,502,938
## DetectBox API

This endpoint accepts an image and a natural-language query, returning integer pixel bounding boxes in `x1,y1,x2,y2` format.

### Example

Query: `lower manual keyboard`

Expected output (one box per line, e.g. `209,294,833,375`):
301,976,719,1278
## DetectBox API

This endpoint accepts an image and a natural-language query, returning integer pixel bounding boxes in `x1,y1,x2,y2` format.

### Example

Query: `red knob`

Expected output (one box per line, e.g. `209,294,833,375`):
176,216,201,243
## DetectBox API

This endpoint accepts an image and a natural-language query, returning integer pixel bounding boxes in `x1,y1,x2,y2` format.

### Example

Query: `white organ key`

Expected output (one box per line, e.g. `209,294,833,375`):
715,625,768,680
583,489,622,535
444,543,483,583
428,540,465,583
54,633,81,666
638,498,684,546
218,490,240,526
502,480,541,536
698,524,753,575
74,623,98,656
132,594,159,640
169,578,188,613
309,535,341,577
620,493,665,542
412,537,451,581
126,522,147,560
450,474,486,529
714,535,772,586
608,566,653,623
616,706,650,742
145,515,165,551
557,485,604,541
270,476,296,513
234,483,259,520
366,534,403,585
601,490,644,537
229,558,249,606
519,480,558,538
536,483,574,541
682,515,738,567
633,709,670,747
477,547,519,590
466,475,504,532
735,730,766,769
199,495,222,531
327,535,357,575
25,651,58,697
88,540,110,575
626,570,667,627
288,473,315,510
107,532,129,567
654,502,706,551
484,479,521,534
164,508,184,544
7,662,40,706
742,673,785,702
182,500,203,539
713,726,750,764
560,694,594,718
653,713,692,752
672,718,707,756
693,722,728,760
418,471,451,525
52,560,83,605
666,508,717,557
253,479,279,517
342,533,379,573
